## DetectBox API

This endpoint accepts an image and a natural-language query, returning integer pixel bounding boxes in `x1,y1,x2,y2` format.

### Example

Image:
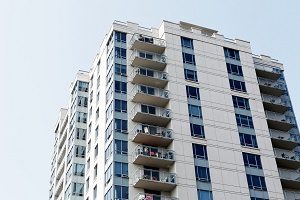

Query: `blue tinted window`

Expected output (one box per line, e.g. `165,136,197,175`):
115,47,126,59
232,96,250,110
188,104,202,118
181,37,194,49
236,114,254,129
115,140,128,154
192,143,207,159
182,52,196,65
114,119,127,133
114,162,128,177
242,152,262,169
239,133,258,148
186,86,200,100
229,79,247,92
115,81,127,94
246,174,267,191
115,64,127,76
195,166,210,182
190,124,205,138
184,69,198,82
114,185,128,199
224,47,240,60
227,63,243,76
197,189,213,200
115,99,127,113
115,31,126,43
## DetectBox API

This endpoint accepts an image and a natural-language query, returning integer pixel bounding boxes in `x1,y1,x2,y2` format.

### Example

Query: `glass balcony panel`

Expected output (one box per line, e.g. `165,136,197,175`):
274,148,300,169
130,33,166,54
131,67,168,89
130,50,167,71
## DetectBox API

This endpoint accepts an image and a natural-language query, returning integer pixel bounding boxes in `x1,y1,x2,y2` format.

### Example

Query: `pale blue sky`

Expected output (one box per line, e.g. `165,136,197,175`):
0,0,300,199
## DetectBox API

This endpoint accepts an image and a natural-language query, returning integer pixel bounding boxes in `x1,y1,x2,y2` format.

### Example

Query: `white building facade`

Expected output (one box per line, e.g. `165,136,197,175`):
50,20,300,200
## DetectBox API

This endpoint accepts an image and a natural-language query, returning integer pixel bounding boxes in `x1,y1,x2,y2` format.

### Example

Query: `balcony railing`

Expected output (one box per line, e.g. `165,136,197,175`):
274,148,300,169
284,189,300,200
131,84,170,107
265,111,293,131
130,33,166,54
261,94,289,113
258,77,286,96
132,123,173,147
131,104,172,127
133,145,175,168
130,50,167,71
131,67,168,88
254,62,281,80
279,168,300,190
135,193,178,200
134,168,176,191
270,129,300,150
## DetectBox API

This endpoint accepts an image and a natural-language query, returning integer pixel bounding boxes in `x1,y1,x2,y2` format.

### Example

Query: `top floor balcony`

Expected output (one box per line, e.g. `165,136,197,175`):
258,77,286,96
255,62,282,80
130,33,166,54
130,50,167,71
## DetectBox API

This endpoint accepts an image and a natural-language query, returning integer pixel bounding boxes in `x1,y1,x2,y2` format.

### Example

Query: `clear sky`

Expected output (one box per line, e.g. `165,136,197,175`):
0,0,300,199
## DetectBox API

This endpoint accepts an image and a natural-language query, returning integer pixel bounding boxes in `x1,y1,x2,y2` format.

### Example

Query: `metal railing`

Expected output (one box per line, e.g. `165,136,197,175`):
265,111,292,123
131,104,172,118
135,168,176,184
278,168,300,181
270,129,300,143
131,33,166,47
135,193,178,200
132,84,170,99
132,67,168,80
133,123,173,139
261,94,288,106
131,50,167,64
134,145,175,161
258,77,286,90
274,148,300,161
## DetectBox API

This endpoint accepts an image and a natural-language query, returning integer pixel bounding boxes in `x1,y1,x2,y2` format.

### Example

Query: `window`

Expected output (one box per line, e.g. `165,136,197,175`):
96,108,99,119
75,145,86,158
105,164,112,184
236,114,254,129
115,140,128,155
224,47,240,60
229,79,247,92
242,153,262,169
87,158,90,170
86,178,89,191
140,85,155,95
182,52,196,65
115,185,128,200
67,147,73,164
105,122,113,141
139,51,153,60
195,166,210,182
115,47,126,59
90,91,93,103
87,140,91,153
106,67,113,84
95,126,99,139
246,174,267,191
114,162,128,177
94,145,98,158
74,163,85,176
105,141,113,162
78,81,89,92
188,104,202,118
115,99,127,113
184,69,198,82
106,101,113,121
93,185,97,199
94,164,98,179
115,64,126,76
192,144,208,160
139,68,154,77
115,81,127,94
114,119,128,133
239,133,258,148
72,182,84,196
232,96,250,110
77,96,88,107
141,104,156,115
106,83,113,102
104,187,112,200
76,128,86,140
197,189,213,200
251,197,269,200
181,37,194,49
115,31,126,43
77,112,87,123
227,63,243,76
96,92,99,102
186,86,200,100
190,124,205,138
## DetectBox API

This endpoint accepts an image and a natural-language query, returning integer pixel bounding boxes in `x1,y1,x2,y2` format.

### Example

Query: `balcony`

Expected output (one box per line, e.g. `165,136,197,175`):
134,168,176,191
131,104,171,127
265,111,293,131
270,129,300,150
133,145,175,168
54,176,63,198
135,193,178,200
261,94,289,113
274,148,300,169
258,77,285,96
255,63,281,80
132,123,173,147
131,67,168,89
130,50,167,71
131,85,170,107
279,168,300,190
284,189,300,200
130,33,166,54
57,145,66,165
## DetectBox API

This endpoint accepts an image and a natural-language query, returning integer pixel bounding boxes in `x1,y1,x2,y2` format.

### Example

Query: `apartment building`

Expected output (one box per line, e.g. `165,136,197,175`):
50,71,89,200
50,20,300,200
